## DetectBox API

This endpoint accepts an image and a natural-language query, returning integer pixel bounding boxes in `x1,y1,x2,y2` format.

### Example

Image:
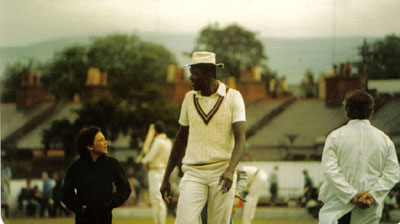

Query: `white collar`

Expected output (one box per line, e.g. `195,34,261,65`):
156,133,167,139
347,119,371,125
195,81,226,98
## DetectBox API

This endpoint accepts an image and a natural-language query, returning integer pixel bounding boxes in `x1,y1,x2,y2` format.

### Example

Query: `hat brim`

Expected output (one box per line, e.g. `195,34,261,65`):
184,63,224,68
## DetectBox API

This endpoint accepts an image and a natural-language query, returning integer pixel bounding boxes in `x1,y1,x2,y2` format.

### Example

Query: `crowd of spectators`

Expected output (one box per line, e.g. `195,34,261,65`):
0,165,72,219
15,171,71,218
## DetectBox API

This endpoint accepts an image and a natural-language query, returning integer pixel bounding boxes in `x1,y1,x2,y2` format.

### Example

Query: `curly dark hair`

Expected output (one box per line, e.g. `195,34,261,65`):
344,90,374,120
75,126,101,158
154,120,166,133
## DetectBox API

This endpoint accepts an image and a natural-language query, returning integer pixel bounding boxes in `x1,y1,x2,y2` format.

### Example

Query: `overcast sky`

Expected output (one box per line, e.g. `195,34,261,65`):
1,0,399,47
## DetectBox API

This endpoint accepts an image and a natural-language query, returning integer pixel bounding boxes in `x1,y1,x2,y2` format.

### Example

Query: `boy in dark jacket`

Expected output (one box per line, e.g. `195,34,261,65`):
61,126,131,224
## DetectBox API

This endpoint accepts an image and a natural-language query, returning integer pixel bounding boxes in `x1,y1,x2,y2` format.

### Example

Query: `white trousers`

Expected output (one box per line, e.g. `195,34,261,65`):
175,162,236,224
242,171,267,224
148,169,167,224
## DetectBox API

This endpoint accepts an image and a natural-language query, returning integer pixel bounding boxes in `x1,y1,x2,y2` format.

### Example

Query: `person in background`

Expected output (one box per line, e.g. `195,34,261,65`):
61,126,132,224
18,179,41,217
1,160,12,217
1,161,12,185
140,120,172,224
239,166,267,224
1,175,10,218
301,170,313,206
40,171,54,217
318,90,399,224
52,172,70,217
268,166,278,205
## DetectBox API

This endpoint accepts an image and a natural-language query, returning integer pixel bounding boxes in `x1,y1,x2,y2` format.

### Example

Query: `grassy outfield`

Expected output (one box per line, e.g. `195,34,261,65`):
4,217,396,224
2,217,319,224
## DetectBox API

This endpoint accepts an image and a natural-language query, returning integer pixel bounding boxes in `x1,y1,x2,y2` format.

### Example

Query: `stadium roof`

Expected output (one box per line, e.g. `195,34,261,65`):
247,99,347,148
1,104,50,139
1,103,133,150
371,100,400,145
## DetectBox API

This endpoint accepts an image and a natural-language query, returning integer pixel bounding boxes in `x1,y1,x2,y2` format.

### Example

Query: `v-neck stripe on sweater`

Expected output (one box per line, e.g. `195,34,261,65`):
193,87,229,125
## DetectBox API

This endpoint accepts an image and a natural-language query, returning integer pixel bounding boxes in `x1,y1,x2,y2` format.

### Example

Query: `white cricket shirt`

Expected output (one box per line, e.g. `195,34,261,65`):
178,81,246,165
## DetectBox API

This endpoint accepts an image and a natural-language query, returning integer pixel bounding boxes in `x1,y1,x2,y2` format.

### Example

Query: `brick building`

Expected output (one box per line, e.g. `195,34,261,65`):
324,62,367,106
80,67,111,102
16,71,55,109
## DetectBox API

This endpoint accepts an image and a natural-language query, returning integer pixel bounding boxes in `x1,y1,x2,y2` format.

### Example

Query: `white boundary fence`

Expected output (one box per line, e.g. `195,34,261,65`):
240,161,324,202
4,161,324,208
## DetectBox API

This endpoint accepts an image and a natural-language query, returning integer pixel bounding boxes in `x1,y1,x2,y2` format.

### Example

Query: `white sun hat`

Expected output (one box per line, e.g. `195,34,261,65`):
186,51,224,68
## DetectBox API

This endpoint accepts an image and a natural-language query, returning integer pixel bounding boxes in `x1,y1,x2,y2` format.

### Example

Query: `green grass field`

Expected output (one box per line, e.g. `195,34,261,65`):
2,217,319,224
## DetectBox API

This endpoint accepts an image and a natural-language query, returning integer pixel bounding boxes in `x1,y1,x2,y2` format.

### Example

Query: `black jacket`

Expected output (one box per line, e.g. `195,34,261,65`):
61,155,131,224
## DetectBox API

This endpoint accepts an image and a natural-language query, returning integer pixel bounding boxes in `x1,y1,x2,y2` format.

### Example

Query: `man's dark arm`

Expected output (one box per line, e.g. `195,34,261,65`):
61,164,80,213
160,125,189,204
106,160,132,208
219,121,246,193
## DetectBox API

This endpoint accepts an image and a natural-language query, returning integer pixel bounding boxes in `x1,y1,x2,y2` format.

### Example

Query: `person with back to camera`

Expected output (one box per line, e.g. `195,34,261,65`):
61,126,132,224
318,90,399,224
160,51,246,224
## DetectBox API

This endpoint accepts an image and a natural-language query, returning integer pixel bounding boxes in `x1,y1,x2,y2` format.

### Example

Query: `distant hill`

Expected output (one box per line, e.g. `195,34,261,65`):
0,36,91,76
0,33,379,84
262,37,377,83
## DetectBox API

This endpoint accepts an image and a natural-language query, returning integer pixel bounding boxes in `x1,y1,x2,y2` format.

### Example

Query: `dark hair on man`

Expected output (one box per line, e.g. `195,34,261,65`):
154,120,166,133
344,90,374,120
190,63,217,78
75,126,101,158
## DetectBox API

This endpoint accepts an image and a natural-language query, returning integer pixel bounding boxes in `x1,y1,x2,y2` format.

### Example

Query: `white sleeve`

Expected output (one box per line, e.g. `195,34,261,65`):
321,133,358,204
232,91,246,123
142,140,161,164
370,139,400,205
178,93,189,126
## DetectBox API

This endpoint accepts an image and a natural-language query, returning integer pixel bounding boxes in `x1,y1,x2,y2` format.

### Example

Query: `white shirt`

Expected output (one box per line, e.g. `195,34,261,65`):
319,119,399,224
239,166,265,185
268,170,278,184
142,133,172,169
178,81,246,164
